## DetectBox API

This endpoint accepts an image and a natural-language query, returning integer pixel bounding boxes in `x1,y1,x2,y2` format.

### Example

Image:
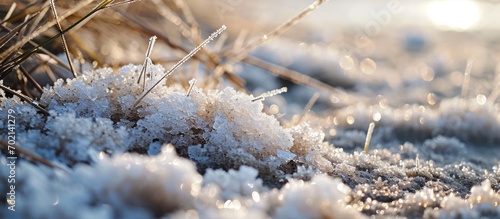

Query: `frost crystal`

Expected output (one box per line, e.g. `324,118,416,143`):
274,176,367,219
1,62,500,218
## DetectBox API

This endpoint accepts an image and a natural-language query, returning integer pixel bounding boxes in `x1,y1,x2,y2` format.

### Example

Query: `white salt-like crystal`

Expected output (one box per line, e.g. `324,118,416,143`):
274,175,366,219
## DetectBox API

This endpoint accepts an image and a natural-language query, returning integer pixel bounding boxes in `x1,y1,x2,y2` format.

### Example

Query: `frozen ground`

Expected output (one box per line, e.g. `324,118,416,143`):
2,0,500,218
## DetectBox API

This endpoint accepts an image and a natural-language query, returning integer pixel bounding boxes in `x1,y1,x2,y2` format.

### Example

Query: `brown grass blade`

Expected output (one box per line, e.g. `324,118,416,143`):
0,84,48,115
226,0,328,64
49,0,78,77
0,140,66,172
0,0,94,60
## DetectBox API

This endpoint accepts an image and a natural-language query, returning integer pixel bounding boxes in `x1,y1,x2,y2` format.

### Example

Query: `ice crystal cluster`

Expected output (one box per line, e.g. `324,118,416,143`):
1,64,500,218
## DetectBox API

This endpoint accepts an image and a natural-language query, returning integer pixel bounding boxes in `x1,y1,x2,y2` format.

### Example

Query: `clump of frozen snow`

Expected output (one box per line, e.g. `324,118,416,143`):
274,175,367,219
329,97,500,146
0,144,368,219
424,180,500,219
0,145,205,219
1,64,298,176
2,61,500,218
74,145,202,217
185,86,294,179
288,122,334,175
203,165,266,200
423,136,466,164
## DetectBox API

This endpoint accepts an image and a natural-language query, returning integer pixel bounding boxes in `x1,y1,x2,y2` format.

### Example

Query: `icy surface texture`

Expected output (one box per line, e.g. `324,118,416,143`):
1,64,500,218
274,175,367,219
2,65,295,175
0,146,361,219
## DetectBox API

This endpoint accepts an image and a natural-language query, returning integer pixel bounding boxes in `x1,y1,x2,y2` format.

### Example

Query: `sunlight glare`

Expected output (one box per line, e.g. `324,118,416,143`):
427,0,480,31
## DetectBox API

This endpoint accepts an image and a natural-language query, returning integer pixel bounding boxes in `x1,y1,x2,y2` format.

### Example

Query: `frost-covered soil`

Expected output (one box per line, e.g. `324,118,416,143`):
1,58,500,218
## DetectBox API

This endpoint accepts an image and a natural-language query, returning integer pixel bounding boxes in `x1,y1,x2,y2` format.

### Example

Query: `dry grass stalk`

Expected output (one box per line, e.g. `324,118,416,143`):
252,87,288,102
225,0,328,64
297,92,320,124
0,0,93,61
132,25,227,108
49,0,77,77
0,140,66,172
363,122,375,153
186,78,197,97
460,59,474,102
0,83,48,114
243,55,346,97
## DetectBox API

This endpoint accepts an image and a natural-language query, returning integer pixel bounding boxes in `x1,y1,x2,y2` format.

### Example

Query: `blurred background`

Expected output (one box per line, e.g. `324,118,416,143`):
2,0,499,113
188,0,500,112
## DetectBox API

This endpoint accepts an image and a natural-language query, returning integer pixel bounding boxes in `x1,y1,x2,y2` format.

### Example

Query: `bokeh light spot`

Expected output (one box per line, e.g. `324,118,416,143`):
427,0,480,31
360,58,377,75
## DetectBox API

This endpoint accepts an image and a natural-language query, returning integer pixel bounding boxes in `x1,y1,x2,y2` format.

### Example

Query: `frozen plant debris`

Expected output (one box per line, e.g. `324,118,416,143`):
133,25,226,108
137,35,157,90
186,78,197,97
363,122,375,153
252,87,288,102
